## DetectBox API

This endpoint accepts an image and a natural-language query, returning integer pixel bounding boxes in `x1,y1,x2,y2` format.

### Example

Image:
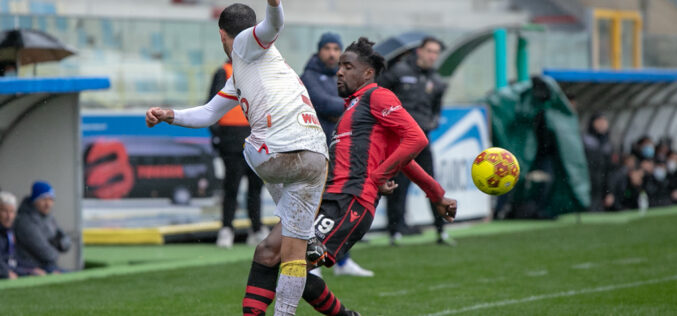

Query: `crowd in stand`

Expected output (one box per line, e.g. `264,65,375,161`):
1,181,70,280
583,114,677,212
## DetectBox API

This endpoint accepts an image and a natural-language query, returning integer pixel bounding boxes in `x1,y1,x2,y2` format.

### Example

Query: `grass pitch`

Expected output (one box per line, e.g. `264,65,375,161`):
1,207,676,315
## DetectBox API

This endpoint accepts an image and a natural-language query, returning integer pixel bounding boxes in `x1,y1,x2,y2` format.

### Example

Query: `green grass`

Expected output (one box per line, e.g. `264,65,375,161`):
2,208,677,315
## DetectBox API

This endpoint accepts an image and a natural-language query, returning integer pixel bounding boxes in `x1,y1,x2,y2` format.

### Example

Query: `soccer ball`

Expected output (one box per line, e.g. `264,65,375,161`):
471,147,520,196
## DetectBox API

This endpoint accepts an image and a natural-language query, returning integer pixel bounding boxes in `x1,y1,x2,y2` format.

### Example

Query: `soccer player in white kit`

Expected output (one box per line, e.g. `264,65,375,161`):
145,1,328,315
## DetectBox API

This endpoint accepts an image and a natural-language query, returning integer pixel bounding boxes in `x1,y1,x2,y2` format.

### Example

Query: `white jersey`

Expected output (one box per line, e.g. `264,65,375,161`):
227,28,327,157
172,3,327,158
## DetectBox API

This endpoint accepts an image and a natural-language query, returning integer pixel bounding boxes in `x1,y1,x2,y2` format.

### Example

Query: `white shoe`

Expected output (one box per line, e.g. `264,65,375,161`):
309,268,323,278
216,227,234,248
246,226,270,246
333,258,374,277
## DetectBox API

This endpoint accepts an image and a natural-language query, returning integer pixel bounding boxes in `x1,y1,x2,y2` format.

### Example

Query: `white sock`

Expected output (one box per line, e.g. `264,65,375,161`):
274,260,306,316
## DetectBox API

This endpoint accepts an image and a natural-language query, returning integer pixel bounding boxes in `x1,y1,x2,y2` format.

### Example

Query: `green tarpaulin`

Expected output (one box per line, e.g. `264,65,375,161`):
485,76,590,218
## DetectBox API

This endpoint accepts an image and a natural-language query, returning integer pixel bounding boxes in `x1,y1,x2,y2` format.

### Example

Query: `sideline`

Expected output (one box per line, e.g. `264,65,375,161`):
2,207,675,291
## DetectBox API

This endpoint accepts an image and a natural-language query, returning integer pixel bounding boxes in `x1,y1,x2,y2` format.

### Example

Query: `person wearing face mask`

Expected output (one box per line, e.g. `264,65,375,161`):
640,159,672,207
582,113,614,211
633,136,655,161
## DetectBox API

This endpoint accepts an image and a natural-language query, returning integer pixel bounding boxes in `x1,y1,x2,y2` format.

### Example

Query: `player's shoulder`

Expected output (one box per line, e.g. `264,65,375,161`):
371,86,401,105
367,86,402,115
232,27,256,58
233,27,254,46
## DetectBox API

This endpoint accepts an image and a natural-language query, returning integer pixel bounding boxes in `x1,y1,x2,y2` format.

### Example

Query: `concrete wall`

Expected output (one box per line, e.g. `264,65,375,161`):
0,93,82,271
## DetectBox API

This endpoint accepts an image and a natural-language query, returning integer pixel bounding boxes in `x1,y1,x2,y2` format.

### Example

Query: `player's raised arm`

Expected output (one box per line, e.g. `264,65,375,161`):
251,0,284,49
146,79,239,128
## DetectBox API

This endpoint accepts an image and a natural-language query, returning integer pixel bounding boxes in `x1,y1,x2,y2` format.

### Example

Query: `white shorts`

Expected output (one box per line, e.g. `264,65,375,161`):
243,142,327,240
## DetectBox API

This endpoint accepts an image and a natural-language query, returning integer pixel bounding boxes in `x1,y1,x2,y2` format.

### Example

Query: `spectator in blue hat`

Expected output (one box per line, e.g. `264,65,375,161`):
14,181,71,273
301,32,345,145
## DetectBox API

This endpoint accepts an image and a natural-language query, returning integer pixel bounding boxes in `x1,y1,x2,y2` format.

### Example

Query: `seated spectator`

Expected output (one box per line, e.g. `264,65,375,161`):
14,181,71,274
645,160,672,207
668,151,677,203
632,136,655,161
1,191,45,279
655,138,672,163
620,168,644,210
607,154,636,211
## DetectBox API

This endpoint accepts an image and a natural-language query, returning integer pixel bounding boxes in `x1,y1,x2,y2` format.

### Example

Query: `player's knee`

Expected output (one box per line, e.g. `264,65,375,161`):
253,239,280,266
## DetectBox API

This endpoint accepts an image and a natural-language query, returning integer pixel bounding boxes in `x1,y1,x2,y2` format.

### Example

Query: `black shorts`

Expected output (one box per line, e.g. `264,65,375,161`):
314,193,374,267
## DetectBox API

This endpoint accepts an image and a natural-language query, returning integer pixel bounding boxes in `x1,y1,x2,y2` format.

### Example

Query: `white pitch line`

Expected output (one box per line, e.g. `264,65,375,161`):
378,289,411,297
421,275,677,316
378,283,458,297
429,283,459,290
613,257,646,265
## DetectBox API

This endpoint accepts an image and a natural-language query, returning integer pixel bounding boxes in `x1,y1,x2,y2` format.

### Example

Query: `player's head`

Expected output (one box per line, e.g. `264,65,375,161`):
337,37,385,98
317,32,342,69
218,3,256,55
416,37,444,70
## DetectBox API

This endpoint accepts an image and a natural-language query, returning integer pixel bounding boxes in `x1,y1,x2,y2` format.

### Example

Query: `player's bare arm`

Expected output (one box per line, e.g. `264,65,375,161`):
267,0,280,7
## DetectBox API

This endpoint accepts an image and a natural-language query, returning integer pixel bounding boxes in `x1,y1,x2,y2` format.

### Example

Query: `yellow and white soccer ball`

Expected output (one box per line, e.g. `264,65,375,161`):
471,147,520,196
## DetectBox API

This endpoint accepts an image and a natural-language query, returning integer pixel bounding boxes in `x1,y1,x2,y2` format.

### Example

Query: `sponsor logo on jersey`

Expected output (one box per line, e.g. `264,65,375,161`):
346,97,360,111
297,111,321,128
381,105,402,117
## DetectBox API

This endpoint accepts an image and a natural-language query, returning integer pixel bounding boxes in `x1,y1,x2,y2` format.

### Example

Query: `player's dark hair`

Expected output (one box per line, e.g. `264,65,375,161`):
419,36,445,51
218,3,256,38
345,37,386,77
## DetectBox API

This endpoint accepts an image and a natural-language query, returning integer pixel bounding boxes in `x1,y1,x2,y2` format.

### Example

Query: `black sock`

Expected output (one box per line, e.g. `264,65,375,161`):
303,273,353,316
243,261,279,316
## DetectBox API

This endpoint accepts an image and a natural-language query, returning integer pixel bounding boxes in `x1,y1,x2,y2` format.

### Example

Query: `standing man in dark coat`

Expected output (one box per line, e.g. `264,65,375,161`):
582,113,614,211
379,37,450,245
208,61,265,248
300,32,374,277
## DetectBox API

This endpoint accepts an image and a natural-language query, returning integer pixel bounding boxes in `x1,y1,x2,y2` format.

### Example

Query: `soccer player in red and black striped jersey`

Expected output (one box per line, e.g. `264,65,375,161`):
242,37,457,316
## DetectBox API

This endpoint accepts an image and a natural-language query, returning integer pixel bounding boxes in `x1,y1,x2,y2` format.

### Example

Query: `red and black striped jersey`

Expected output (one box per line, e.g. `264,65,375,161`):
324,83,445,213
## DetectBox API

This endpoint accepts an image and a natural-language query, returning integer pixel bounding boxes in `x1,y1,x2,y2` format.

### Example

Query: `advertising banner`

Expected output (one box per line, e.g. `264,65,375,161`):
82,106,491,228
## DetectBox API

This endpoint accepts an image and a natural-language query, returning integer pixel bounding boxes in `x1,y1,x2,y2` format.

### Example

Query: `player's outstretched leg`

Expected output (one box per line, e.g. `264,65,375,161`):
303,273,360,316
243,224,282,315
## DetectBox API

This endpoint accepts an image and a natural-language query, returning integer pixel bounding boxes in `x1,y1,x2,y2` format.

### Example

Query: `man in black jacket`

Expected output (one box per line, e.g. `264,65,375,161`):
379,37,450,245
582,113,614,211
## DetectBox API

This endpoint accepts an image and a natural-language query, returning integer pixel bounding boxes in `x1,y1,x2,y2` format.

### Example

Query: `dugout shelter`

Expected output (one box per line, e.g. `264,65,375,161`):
0,77,109,270
544,69,677,152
